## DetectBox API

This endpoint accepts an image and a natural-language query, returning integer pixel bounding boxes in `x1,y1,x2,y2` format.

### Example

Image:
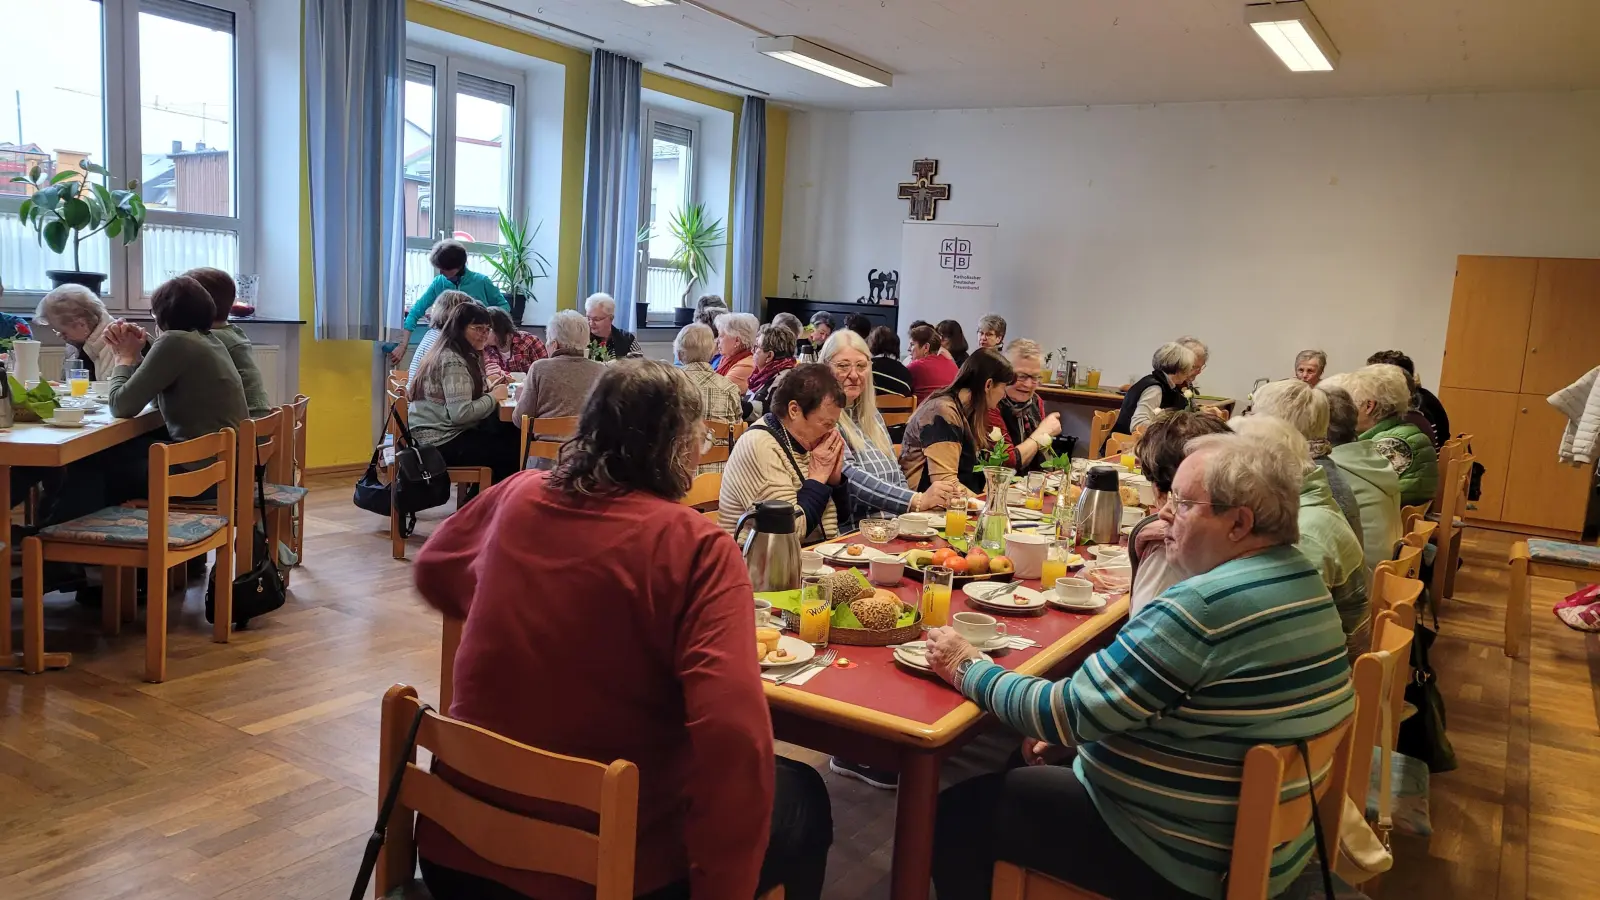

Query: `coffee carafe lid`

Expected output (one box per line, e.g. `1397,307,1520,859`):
752,500,797,533
1085,466,1120,492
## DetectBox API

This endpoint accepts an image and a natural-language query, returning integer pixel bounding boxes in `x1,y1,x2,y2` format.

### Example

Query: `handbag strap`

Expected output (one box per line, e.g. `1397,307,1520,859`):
388,403,419,450
349,700,433,900
1375,653,1395,847
1296,738,1338,900
748,421,810,487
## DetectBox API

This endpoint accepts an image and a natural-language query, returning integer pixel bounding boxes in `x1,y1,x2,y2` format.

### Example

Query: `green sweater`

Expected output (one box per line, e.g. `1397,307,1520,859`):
1360,417,1439,505
212,324,272,418
109,330,248,442
1297,466,1371,643
1329,440,1405,572
401,268,507,343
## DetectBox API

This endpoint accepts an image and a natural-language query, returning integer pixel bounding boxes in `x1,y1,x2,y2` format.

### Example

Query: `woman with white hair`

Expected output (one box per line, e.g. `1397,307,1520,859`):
1249,378,1363,538
584,292,639,359
1175,335,1209,387
1325,364,1438,505
713,311,759,393
988,339,1062,473
1321,382,1405,572
514,309,606,469
819,331,961,529
674,323,742,474
1111,341,1196,434
1232,415,1370,659
35,284,124,378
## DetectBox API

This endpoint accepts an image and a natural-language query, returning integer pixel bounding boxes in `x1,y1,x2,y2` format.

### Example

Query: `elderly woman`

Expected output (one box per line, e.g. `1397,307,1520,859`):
713,311,759,393
747,322,799,418
975,314,1007,350
1250,378,1363,537
936,319,969,367
986,339,1063,473
1327,364,1438,504
807,311,835,350
1111,341,1197,434
1126,411,1231,615
1368,350,1450,446
901,349,1017,495
585,292,639,359
772,311,805,340
926,429,1354,900
1295,349,1327,386
719,364,847,543
409,304,518,484
1320,381,1405,571
184,266,271,418
819,331,960,529
868,326,913,398
391,238,508,366
107,276,246,438
907,323,958,402
406,290,476,380
1234,415,1371,658
514,309,606,470
1176,335,1209,387
674,323,742,474
414,360,832,900
35,283,122,379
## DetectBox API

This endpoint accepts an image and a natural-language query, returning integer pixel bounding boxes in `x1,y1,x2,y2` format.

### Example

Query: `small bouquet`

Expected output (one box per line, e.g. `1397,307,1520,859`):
973,427,1012,472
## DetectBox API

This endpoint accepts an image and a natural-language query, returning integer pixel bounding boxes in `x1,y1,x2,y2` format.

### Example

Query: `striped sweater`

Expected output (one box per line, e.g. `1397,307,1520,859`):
959,545,1355,899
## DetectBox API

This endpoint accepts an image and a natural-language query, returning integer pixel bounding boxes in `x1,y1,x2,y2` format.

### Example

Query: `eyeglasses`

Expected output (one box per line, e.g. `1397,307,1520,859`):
1014,372,1041,385
830,362,871,377
1164,492,1231,515
585,314,612,324
466,324,492,336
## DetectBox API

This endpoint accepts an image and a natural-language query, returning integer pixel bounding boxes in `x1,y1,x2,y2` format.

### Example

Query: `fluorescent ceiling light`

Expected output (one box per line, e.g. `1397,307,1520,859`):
1244,1,1338,72
620,0,677,6
754,36,892,88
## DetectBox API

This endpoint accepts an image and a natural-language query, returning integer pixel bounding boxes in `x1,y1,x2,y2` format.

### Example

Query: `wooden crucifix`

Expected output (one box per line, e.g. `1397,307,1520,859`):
898,158,949,221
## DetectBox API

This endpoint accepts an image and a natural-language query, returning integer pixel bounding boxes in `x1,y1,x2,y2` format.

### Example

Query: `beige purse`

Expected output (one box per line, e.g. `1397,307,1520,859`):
1337,650,1396,884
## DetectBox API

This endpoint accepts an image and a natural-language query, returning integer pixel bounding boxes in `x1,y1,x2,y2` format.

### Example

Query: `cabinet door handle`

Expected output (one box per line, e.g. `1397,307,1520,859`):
1530,347,1538,353
1522,407,1529,413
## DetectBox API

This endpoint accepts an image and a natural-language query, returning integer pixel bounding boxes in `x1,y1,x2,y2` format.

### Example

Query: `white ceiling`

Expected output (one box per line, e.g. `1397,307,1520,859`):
442,0,1600,111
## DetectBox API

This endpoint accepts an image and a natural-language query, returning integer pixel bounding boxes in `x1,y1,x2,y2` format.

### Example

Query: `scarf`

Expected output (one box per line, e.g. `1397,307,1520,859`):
999,393,1042,441
746,356,795,394
1308,438,1333,459
715,348,752,378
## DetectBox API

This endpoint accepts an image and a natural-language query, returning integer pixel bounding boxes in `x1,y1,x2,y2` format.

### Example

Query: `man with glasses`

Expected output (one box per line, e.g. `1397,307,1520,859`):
585,292,641,360
987,339,1062,473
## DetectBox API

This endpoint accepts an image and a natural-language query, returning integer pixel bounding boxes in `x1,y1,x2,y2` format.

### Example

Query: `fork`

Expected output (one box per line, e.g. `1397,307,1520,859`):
775,650,836,685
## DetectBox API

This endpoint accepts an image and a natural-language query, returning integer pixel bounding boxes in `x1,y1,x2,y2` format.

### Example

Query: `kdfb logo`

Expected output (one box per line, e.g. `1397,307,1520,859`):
939,238,972,271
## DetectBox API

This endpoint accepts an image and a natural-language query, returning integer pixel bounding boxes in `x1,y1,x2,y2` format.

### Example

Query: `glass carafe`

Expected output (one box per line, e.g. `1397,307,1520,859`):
978,466,1014,553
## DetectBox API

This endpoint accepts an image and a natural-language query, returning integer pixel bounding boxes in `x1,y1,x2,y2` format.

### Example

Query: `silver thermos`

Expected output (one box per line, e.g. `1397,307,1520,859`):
734,500,803,593
1074,466,1124,546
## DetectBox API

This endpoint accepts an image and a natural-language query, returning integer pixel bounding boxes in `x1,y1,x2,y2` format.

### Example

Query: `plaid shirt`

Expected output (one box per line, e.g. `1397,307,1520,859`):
487,331,548,373
681,362,743,473
840,411,916,529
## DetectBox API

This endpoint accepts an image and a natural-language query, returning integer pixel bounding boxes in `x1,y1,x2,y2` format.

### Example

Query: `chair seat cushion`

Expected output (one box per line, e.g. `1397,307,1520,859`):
1527,539,1600,569
40,507,229,548
263,482,309,508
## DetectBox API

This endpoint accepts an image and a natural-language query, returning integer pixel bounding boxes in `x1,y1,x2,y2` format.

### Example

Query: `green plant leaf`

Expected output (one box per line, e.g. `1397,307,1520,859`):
92,182,113,211
49,170,81,185
105,217,122,239
43,220,69,254
80,161,107,176
60,197,92,229
28,164,41,182
17,198,32,222
32,185,63,211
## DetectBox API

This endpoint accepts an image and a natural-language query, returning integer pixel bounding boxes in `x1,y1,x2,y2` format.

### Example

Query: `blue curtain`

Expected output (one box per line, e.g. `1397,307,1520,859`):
304,0,405,341
731,96,766,315
577,50,642,332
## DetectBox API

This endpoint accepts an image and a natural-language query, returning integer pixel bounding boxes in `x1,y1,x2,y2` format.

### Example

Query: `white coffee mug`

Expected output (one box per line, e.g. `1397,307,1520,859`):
952,611,1007,645
869,557,903,586
1053,577,1093,604
754,598,775,628
800,549,824,574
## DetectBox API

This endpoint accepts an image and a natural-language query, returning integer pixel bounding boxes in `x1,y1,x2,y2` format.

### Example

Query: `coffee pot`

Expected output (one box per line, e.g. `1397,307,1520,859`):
734,500,802,593
1074,466,1124,546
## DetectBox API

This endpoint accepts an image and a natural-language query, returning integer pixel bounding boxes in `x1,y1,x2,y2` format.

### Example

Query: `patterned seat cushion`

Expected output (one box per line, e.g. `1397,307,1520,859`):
263,482,309,508
1527,539,1600,569
40,507,228,548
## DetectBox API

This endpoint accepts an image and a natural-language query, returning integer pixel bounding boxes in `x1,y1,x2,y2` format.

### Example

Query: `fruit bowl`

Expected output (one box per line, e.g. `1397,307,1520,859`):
902,548,1016,584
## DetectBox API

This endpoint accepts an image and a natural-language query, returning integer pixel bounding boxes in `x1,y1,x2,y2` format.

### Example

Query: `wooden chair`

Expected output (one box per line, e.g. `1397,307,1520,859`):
1088,409,1117,459
878,394,917,427
681,472,722,523
1399,502,1430,534
280,394,310,567
20,430,237,682
1338,610,1414,893
700,419,736,467
991,717,1354,900
386,370,492,560
1429,451,1474,608
518,415,580,467
1505,539,1600,658
233,410,296,584
1104,432,1137,457
1402,519,1437,550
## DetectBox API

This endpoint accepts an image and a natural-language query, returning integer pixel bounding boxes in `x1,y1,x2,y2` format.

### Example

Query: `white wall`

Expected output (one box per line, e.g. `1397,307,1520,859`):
779,91,1600,401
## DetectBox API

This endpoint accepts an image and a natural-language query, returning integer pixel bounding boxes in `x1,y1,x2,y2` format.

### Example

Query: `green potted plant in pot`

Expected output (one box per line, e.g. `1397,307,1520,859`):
667,202,724,327
11,161,146,295
486,211,550,325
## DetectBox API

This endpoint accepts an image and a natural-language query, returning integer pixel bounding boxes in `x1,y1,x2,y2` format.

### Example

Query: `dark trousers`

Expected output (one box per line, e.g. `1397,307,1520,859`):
420,757,833,900
933,758,1204,900
436,419,522,485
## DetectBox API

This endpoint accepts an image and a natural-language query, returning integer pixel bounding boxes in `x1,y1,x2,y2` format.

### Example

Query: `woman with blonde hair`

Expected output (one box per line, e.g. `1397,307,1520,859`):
1248,378,1362,539
407,289,476,380
1326,364,1438,504
819,331,960,529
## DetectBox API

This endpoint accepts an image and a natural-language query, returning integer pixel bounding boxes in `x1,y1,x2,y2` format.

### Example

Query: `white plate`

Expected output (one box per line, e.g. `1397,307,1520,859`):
892,641,991,671
56,397,103,410
799,564,837,577
45,419,88,429
760,635,817,668
1046,591,1110,613
817,543,897,565
963,581,1048,610
896,524,939,539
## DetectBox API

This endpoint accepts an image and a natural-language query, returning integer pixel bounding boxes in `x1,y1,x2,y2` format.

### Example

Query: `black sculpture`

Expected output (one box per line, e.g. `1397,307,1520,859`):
864,268,899,304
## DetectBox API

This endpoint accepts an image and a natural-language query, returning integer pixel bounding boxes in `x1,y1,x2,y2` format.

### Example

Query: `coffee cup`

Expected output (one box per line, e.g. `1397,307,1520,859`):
1053,577,1093,605
869,557,903,586
754,598,776,628
1003,532,1050,580
800,550,824,574
90,381,111,398
51,407,86,426
953,611,1008,645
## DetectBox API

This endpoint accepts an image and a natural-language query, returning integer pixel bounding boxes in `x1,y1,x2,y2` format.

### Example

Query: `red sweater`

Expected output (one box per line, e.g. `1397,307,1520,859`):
908,354,959,402
413,471,774,899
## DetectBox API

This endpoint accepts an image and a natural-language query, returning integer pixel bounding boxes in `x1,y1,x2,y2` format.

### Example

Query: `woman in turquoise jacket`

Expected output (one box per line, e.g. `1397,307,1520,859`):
387,239,508,366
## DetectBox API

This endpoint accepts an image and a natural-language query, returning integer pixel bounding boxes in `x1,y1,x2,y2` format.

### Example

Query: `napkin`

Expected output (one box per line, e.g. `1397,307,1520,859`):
1002,636,1038,649
762,662,826,686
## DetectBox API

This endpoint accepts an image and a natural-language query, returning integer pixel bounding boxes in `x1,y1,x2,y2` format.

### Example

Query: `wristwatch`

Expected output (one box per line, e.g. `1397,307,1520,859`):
953,655,981,690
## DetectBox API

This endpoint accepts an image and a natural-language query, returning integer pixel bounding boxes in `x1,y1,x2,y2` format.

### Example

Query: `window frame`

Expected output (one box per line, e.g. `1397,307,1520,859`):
636,106,700,326
0,0,256,312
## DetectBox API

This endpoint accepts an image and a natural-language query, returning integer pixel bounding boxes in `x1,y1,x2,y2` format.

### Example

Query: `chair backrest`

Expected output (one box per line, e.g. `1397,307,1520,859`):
386,370,409,428
1089,409,1117,459
878,394,917,427
282,394,309,487
1402,519,1437,549
701,420,735,466
236,410,286,527
149,428,236,562
1347,611,1415,807
1227,716,1355,900
1370,547,1423,630
520,415,581,466
1399,502,1429,533
1434,450,1473,528
377,684,641,899
1105,432,1137,457
681,471,721,511
1431,439,1461,508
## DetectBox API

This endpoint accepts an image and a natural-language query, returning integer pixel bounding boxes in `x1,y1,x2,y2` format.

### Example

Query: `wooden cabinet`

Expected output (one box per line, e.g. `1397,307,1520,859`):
1439,255,1598,537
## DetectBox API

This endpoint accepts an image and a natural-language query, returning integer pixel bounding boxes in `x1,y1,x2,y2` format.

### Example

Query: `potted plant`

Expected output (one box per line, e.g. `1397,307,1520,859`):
11,161,146,295
486,211,550,325
666,203,725,326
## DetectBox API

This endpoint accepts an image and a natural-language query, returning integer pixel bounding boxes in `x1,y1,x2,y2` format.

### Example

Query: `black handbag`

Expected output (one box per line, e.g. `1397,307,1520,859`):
349,699,433,900
1396,619,1458,773
389,407,452,516
352,445,392,517
206,458,287,629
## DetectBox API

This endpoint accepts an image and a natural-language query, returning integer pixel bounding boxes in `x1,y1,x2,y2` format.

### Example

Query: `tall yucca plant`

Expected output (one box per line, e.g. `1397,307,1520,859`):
667,202,724,307
486,211,550,302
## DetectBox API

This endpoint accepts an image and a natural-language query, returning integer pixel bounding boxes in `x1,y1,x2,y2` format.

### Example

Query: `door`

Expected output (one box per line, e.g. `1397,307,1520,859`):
1436,387,1517,521
1440,256,1539,391
1500,392,1595,532
1520,257,1600,396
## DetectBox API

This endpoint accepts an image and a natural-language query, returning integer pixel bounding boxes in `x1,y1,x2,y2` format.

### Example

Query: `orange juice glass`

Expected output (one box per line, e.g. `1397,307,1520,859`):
68,368,90,397
1085,368,1102,390
798,575,832,648
1119,452,1137,471
921,566,954,628
1040,541,1074,587
944,508,968,538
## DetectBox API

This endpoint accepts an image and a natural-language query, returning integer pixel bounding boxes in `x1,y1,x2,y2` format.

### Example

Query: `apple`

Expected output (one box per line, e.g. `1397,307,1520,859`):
965,548,990,575
989,556,1015,575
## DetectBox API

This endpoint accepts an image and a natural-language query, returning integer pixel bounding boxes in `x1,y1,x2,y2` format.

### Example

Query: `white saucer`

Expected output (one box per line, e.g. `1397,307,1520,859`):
760,635,817,668
801,564,837,577
896,525,939,539
963,581,1047,611
1046,591,1110,613
817,543,897,565
45,419,88,429
892,641,992,672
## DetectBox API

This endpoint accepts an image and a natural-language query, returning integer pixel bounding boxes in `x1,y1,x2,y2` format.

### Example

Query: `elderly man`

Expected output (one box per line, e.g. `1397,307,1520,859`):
925,430,1354,900
674,323,742,474
1295,349,1327,386
516,309,606,469
976,314,1007,350
1320,382,1405,571
585,292,639,359
987,338,1062,472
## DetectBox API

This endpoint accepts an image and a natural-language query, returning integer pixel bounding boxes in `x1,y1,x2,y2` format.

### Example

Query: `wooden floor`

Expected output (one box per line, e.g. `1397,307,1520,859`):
2,473,1598,900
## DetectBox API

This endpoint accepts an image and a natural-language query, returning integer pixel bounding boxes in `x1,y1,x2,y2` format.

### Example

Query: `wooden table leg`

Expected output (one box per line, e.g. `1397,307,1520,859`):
890,750,941,900
0,463,11,661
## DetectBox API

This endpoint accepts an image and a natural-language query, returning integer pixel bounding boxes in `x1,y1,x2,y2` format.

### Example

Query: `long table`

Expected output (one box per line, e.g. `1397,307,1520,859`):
765,530,1127,900
0,406,166,670
1036,384,1236,449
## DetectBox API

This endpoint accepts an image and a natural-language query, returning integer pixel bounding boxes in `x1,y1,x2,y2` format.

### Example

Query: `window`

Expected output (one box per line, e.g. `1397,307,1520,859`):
638,110,697,322
0,0,253,308
402,48,523,311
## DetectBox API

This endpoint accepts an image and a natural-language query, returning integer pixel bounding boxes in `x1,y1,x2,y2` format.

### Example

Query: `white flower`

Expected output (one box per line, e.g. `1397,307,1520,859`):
988,427,1003,442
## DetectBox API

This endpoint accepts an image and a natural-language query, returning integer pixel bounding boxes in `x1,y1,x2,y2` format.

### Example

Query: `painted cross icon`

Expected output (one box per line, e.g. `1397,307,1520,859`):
898,158,950,221
939,238,972,271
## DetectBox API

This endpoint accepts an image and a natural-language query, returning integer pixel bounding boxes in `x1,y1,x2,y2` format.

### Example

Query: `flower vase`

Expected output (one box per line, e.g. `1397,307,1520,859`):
978,466,1014,553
